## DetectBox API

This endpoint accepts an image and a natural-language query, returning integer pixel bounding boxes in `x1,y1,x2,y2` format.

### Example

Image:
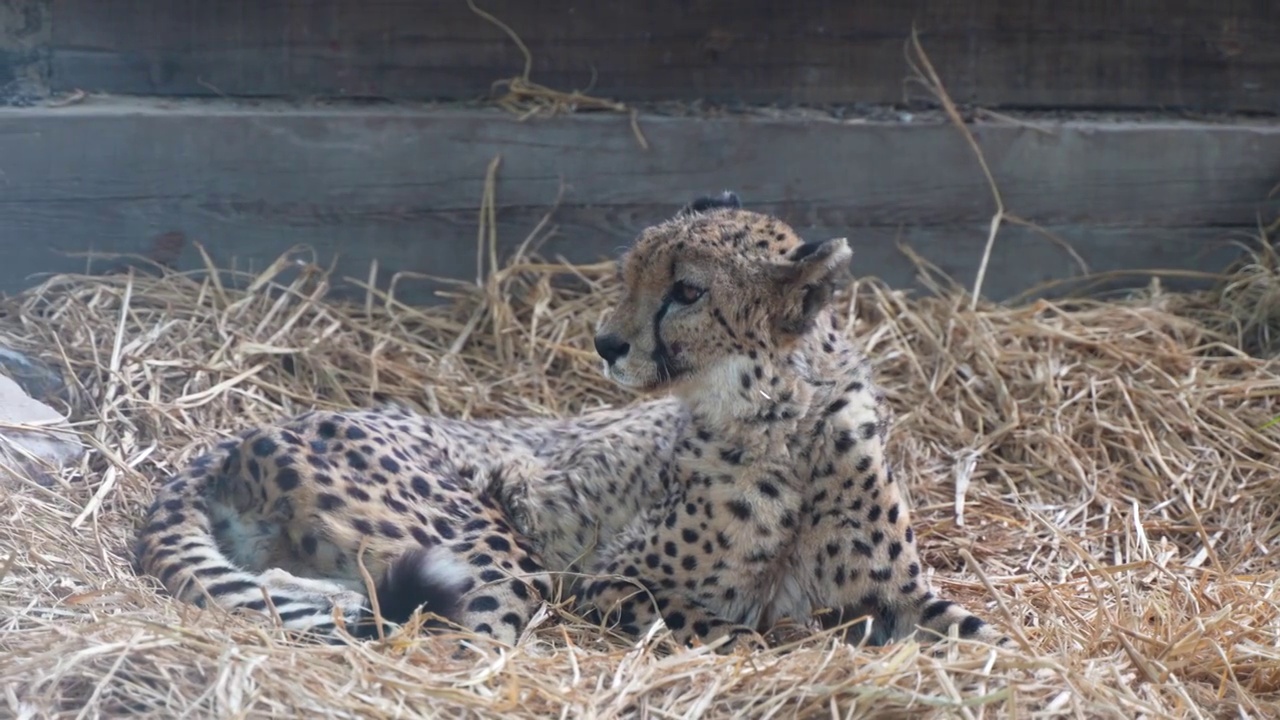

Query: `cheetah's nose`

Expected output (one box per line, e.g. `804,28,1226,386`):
593,333,631,365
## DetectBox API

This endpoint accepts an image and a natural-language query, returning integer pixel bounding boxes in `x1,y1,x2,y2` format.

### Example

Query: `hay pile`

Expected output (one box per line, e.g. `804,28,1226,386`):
1,238,1278,719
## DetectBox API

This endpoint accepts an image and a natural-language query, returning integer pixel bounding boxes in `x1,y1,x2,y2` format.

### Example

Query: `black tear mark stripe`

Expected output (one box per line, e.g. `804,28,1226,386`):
651,292,677,381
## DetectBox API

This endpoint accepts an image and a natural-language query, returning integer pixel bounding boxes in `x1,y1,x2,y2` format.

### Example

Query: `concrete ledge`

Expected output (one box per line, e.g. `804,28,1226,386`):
1,98,1277,302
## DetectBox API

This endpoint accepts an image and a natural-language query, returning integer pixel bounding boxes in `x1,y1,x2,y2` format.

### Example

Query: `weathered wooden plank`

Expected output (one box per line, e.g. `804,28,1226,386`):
0,200,1250,305
47,0,1280,113
2,99,1277,227
0,100,1271,302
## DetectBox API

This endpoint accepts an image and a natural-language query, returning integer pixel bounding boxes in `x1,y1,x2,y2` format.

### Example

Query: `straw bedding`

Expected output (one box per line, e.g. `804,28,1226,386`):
0,235,1278,719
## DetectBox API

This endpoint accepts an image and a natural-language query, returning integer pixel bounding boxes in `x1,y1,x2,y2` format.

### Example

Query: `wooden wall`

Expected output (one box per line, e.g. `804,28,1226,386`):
1,0,1277,304
38,0,1280,113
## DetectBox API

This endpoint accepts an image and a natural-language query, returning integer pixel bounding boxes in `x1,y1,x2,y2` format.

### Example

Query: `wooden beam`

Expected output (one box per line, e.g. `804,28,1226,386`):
47,0,1280,113
0,99,1274,303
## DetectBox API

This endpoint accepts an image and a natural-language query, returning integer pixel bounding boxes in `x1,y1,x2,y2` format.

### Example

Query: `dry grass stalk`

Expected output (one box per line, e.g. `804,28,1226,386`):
466,0,649,151
0,227,1279,718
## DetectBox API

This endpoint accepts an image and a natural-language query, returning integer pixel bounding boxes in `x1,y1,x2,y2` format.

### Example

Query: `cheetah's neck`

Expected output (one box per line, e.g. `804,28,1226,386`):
678,311,861,448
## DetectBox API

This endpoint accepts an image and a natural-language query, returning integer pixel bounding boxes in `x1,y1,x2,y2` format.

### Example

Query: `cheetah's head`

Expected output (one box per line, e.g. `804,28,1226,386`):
594,191,853,397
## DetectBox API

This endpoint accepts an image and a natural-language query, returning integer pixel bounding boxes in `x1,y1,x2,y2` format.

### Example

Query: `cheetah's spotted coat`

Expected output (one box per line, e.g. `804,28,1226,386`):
135,193,1010,652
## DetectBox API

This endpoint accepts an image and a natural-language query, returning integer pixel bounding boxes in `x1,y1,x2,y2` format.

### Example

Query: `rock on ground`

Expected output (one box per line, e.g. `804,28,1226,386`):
0,348,81,485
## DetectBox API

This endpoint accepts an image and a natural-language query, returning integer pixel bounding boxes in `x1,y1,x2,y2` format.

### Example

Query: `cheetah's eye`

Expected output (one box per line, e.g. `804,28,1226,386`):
671,280,706,305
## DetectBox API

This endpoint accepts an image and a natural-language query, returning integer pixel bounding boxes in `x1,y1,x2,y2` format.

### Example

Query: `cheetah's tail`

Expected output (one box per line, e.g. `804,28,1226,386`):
911,592,1012,648
132,440,369,640
134,439,466,641
355,546,469,637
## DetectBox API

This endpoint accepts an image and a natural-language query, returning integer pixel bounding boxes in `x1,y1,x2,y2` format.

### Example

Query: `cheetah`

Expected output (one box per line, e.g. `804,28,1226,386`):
134,192,1010,653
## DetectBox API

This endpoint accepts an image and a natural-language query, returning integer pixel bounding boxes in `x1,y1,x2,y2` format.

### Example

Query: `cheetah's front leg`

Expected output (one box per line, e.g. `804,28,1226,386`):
580,574,766,653
578,502,771,654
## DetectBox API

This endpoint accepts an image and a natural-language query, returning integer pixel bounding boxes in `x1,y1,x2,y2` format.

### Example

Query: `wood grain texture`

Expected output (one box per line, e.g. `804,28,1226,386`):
0,201,1249,306
47,0,1280,113
0,99,1273,303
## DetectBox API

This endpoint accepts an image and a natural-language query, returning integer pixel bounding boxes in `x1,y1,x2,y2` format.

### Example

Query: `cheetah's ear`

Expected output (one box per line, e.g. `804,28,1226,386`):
768,238,854,338
676,190,741,217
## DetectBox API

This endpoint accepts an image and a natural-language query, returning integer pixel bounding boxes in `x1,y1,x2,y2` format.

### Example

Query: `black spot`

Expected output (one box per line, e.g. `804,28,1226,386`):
887,504,900,524
274,467,301,492
859,422,877,440
346,486,371,502
665,611,687,631
888,542,903,560
431,518,457,540
681,555,698,571
317,493,344,510
825,542,839,557
908,562,920,577
379,521,404,539
834,431,856,454
511,581,530,600
352,518,373,535
379,456,401,473
870,568,892,582
862,474,878,491
826,398,850,415
740,372,752,390
645,553,661,569
664,541,679,557
485,536,512,553
756,481,779,498
317,422,338,439
905,527,915,543
867,505,882,522
855,456,872,473
250,436,278,457
726,499,752,520
681,528,699,543
469,553,494,567
693,620,711,637
346,425,368,441
411,527,432,547
852,540,873,557
300,535,318,555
